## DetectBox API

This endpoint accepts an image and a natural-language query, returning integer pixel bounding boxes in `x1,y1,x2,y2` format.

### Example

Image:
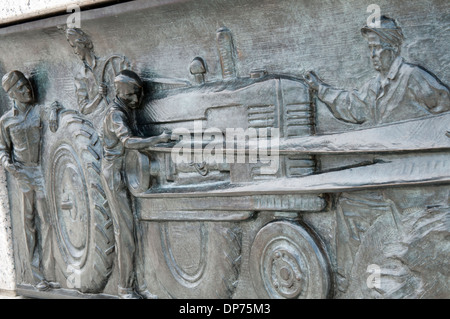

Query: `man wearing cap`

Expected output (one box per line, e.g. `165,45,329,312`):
304,16,450,294
0,70,61,291
101,69,171,299
305,16,450,125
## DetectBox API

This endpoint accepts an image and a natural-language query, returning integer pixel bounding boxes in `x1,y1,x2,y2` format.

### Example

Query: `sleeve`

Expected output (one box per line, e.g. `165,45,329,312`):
317,79,375,124
408,68,450,114
0,118,12,167
111,111,133,145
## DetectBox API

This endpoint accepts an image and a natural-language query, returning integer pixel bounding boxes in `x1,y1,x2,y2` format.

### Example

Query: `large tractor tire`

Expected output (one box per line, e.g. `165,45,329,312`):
45,110,115,293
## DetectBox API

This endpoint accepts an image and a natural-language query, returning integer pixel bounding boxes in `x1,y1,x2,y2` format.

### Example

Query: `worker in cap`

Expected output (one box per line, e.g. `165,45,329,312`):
304,15,449,125
303,16,450,294
113,69,144,110
100,70,171,299
0,70,61,291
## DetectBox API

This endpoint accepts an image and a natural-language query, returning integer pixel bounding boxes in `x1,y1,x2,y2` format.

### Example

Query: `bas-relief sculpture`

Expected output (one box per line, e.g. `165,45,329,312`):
0,71,61,292
2,6,449,299
101,70,170,299
304,15,450,297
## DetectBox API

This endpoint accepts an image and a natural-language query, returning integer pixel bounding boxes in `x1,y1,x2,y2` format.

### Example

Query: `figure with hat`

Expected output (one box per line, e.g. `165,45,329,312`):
101,69,171,299
304,16,450,295
0,70,61,291
304,16,450,126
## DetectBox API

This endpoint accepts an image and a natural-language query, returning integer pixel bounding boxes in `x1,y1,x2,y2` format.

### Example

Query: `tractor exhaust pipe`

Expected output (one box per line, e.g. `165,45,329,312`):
216,27,237,80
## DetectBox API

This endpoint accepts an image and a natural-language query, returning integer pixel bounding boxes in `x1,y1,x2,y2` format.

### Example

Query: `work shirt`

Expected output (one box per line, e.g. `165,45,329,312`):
0,104,45,193
0,104,42,166
317,57,450,125
102,98,134,162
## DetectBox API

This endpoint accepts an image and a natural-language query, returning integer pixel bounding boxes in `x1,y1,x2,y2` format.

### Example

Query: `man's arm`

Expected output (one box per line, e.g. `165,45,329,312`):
123,133,171,150
409,67,450,114
304,71,372,124
111,111,171,150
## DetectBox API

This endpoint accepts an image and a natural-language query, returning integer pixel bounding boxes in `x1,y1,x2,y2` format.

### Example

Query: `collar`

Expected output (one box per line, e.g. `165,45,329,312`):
13,102,32,117
113,97,132,116
387,56,403,81
377,56,403,89
113,98,134,122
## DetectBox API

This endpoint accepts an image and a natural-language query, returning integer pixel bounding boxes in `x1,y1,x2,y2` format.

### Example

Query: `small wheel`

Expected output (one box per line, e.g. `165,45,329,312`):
249,220,331,299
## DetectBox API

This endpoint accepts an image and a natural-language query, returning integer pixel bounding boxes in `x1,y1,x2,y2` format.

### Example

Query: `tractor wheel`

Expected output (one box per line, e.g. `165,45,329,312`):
249,220,331,299
46,110,115,293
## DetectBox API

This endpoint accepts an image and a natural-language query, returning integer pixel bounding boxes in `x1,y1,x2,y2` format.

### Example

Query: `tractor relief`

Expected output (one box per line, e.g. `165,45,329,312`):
4,17,450,300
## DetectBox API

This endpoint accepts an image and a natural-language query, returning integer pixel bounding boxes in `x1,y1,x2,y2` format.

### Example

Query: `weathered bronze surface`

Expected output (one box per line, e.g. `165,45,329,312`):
0,0,448,299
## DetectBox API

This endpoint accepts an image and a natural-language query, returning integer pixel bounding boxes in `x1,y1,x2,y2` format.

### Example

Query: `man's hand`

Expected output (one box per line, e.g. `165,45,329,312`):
303,71,322,91
159,130,173,143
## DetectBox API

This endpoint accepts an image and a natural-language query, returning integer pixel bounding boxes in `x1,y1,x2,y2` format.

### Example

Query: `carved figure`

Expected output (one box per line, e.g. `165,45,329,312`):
4,5,448,299
305,16,450,125
66,28,108,116
101,70,171,299
0,71,61,291
304,16,450,295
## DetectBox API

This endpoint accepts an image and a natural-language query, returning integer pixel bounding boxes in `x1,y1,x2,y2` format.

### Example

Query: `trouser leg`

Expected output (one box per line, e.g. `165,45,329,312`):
335,203,352,293
36,195,55,282
101,159,139,294
104,181,136,290
133,211,147,292
113,192,136,291
21,190,43,282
